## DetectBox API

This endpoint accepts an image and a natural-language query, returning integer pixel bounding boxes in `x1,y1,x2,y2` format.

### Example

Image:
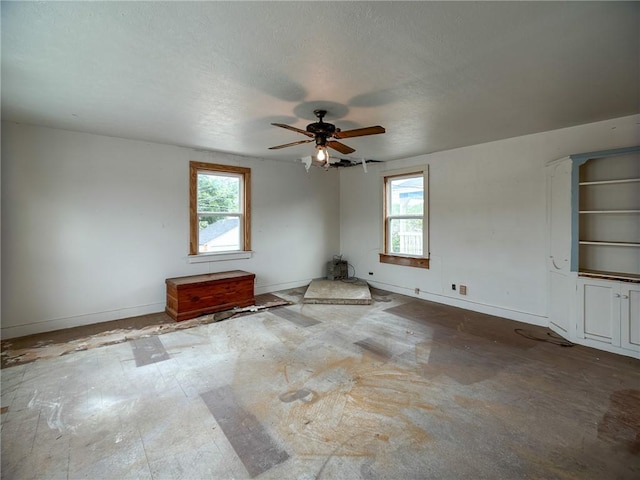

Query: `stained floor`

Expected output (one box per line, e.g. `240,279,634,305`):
1,287,639,479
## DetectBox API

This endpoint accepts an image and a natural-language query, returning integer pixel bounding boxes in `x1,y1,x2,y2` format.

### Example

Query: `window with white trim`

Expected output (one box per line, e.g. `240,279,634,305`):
380,167,429,269
189,161,251,256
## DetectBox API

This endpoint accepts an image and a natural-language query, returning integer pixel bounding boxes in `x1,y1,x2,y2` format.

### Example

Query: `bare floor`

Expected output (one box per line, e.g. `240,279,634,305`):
1,287,639,479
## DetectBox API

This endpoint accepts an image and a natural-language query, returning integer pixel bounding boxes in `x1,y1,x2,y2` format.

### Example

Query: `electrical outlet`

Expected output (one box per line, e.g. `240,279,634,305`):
460,285,467,295
414,288,420,295
452,284,456,291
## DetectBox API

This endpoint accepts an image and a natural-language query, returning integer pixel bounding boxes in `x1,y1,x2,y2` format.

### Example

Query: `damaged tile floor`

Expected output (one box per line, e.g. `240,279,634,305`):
1,287,639,479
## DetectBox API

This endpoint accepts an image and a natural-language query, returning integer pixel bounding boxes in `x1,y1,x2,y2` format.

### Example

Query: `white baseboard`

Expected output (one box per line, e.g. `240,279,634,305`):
1,280,314,340
1,279,548,341
1,302,165,340
367,280,547,327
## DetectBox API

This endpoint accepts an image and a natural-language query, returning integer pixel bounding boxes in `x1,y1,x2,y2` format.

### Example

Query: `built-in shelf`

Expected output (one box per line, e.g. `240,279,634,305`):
579,241,640,247
579,178,640,186
577,150,640,281
579,269,640,283
579,210,640,214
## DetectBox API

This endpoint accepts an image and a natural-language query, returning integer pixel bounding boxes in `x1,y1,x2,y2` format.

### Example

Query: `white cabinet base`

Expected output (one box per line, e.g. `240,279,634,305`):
621,283,640,351
559,277,640,359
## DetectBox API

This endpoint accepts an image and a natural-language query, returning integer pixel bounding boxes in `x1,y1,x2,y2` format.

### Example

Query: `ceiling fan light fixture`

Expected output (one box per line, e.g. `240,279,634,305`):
316,145,329,163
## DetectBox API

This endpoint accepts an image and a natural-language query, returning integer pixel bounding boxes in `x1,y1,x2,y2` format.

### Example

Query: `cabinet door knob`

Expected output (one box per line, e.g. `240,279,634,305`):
614,293,621,298
622,295,629,299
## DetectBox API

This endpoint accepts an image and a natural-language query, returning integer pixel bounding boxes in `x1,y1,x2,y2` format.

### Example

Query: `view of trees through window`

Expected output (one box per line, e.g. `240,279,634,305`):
197,173,240,229
197,173,241,252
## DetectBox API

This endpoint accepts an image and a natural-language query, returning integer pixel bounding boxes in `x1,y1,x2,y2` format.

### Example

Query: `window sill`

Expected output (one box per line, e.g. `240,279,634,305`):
379,253,430,269
187,251,253,263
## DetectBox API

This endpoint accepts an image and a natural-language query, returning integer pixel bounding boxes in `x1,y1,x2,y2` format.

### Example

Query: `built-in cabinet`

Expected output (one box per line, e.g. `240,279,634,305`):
547,146,640,359
577,277,640,351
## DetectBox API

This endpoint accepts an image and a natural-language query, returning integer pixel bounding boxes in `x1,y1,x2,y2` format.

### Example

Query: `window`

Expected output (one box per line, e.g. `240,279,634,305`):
380,167,429,268
189,161,251,256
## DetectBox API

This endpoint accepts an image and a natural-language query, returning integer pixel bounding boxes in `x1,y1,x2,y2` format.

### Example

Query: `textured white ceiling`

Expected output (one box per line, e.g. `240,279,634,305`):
2,1,639,162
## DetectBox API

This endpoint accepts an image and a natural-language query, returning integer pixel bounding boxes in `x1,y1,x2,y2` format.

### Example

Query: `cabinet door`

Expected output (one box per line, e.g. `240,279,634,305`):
621,284,640,352
549,271,573,335
577,279,620,346
548,160,572,273
547,159,574,336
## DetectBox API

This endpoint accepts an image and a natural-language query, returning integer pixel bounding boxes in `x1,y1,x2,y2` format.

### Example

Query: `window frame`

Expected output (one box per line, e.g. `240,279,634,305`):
189,161,251,257
380,166,429,269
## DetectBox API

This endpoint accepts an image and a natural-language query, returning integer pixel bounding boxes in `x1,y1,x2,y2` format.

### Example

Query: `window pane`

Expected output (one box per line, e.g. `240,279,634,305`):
389,218,423,255
197,173,240,213
198,215,241,253
389,177,423,215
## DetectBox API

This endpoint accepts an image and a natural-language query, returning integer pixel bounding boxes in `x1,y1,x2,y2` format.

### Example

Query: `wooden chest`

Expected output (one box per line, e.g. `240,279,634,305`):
165,270,255,321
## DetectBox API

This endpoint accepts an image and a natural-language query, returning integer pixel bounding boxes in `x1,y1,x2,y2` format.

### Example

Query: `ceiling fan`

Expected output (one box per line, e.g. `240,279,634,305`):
269,109,385,163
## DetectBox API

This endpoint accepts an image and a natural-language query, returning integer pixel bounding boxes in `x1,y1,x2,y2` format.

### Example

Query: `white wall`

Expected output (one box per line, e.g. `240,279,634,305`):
340,115,640,325
3,116,638,338
1,123,340,338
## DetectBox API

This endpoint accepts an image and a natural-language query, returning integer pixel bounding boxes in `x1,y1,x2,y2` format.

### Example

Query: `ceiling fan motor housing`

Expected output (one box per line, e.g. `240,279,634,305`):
307,110,336,146
307,122,336,135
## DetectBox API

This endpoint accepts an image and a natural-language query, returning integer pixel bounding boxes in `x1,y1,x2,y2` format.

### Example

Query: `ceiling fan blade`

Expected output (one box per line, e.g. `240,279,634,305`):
334,126,385,139
327,140,356,154
268,139,314,150
271,123,314,137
